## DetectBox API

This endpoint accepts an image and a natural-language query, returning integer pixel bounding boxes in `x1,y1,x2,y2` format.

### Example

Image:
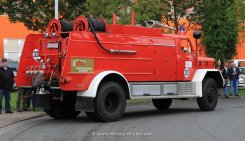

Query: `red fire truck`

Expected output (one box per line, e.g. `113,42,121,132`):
16,15,224,122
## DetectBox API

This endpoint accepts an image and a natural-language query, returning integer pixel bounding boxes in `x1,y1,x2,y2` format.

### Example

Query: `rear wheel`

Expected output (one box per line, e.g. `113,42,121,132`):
45,93,80,119
152,99,172,110
197,78,218,111
92,81,126,122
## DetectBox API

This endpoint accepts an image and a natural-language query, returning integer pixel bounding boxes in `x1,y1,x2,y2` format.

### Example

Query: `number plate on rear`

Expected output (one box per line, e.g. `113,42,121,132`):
46,42,59,48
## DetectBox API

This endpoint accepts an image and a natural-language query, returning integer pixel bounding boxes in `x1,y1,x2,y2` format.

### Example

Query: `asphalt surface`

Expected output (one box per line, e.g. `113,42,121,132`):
0,98,245,141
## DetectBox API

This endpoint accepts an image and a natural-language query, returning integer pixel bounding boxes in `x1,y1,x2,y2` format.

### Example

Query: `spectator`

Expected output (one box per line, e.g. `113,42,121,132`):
218,62,229,98
23,88,32,111
0,58,14,114
216,60,222,69
16,88,24,112
16,88,32,112
228,62,240,96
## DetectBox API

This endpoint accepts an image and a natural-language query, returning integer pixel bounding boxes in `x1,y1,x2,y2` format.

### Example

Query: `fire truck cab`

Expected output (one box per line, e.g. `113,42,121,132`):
16,16,224,122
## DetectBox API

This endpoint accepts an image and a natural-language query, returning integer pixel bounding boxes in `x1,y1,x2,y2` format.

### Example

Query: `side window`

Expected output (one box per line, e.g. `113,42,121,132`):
181,40,192,54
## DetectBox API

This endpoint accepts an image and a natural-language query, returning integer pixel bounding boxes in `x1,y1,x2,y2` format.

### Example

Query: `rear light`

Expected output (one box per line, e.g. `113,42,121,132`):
33,70,38,75
25,66,43,76
30,71,34,75
25,71,30,75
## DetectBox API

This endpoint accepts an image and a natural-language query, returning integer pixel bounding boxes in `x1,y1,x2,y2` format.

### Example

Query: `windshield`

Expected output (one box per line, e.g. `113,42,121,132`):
180,40,192,54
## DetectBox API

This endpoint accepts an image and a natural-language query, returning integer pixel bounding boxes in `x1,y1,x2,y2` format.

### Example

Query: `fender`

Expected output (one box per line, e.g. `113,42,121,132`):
192,69,224,97
77,71,130,98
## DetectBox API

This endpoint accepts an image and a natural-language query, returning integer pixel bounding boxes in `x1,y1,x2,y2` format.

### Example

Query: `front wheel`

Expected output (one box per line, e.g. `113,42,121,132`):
93,81,126,122
197,78,218,111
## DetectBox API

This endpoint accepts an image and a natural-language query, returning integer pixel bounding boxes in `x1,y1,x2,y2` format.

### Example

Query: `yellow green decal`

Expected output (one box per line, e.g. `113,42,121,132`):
71,58,94,73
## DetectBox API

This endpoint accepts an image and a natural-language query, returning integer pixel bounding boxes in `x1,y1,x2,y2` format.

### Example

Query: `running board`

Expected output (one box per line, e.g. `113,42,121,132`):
129,82,197,98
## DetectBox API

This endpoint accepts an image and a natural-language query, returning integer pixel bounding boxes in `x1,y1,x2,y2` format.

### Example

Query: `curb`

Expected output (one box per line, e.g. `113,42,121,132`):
0,113,46,129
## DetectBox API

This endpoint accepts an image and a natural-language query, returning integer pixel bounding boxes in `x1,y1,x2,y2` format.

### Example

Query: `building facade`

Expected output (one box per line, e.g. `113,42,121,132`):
0,15,36,61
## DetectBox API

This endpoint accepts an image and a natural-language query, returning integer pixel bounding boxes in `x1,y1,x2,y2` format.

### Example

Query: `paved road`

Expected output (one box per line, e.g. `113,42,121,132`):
0,98,245,141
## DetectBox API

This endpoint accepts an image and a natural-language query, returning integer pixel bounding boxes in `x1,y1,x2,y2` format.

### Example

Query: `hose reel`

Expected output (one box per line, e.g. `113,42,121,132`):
74,16,106,32
46,19,73,38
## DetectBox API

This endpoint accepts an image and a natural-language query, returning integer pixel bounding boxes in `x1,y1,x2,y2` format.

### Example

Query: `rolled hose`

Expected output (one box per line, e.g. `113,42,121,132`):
59,21,73,38
88,18,106,32
59,21,73,32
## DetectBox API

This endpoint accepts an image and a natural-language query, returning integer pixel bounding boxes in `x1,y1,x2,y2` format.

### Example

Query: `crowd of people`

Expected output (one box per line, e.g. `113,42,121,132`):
216,60,241,98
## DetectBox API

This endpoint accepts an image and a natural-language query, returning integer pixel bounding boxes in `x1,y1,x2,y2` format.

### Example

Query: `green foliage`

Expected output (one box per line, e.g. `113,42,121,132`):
199,0,238,61
0,2,4,14
1,0,85,31
0,0,164,31
234,0,245,39
235,0,245,24
83,0,132,24
162,0,202,33
134,0,164,25
83,0,164,25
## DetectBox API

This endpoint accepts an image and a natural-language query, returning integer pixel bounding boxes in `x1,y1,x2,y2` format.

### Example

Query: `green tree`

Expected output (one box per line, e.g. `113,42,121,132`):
134,0,164,25
83,0,164,25
83,0,131,24
162,0,202,33
0,0,85,31
200,0,238,61
1,0,164,31
0,2,4,14
235,0,245,40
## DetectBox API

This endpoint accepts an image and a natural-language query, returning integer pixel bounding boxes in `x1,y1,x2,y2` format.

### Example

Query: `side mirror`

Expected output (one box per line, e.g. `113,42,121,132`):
193,30,202,40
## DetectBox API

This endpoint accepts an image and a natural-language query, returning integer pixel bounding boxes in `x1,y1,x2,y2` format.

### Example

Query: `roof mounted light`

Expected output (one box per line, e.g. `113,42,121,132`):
180,26,184,32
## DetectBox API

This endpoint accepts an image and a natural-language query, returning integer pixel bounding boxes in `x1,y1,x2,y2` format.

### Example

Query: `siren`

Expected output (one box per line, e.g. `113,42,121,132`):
179,26,185,35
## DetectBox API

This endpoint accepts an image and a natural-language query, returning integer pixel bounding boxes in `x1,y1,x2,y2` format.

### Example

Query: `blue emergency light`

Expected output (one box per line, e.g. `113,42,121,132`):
180,26,184,32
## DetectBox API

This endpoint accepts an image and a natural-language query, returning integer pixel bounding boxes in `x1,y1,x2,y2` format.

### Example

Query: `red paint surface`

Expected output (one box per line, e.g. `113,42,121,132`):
16,20,215,91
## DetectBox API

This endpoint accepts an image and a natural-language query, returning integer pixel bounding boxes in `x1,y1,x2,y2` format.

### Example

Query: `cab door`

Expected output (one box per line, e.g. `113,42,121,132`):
177,39,196,81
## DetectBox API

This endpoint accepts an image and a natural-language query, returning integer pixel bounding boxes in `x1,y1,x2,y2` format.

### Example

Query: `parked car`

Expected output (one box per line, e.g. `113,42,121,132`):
238,67,245,88
0,59,19,90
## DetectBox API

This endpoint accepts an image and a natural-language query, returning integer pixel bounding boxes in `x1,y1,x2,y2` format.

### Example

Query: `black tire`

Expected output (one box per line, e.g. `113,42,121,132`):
197,78,218,111
46,96,80,119
93,81,126,122
152,99,172,110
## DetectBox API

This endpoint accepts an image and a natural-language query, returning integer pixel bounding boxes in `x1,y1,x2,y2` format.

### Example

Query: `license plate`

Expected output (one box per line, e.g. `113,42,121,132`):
46,42,59,48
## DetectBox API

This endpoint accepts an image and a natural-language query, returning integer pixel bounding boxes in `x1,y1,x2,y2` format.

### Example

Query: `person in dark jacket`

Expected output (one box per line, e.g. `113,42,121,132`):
0,58,14,114
227,62,240,96
218,62,229,98
16,88,32,112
